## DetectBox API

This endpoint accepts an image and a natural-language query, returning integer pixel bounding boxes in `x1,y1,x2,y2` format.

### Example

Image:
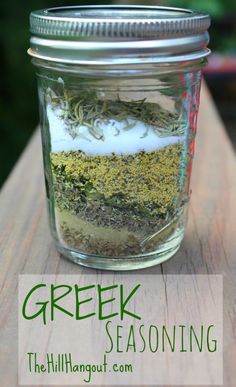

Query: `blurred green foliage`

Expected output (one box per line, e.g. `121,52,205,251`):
0,1,65,185
0,0,235,186
166,0,236,52
166,0,233,18
0,0,112,186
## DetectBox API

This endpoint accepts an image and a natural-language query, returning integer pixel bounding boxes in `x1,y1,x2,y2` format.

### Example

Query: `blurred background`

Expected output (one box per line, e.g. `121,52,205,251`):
1,0,236,187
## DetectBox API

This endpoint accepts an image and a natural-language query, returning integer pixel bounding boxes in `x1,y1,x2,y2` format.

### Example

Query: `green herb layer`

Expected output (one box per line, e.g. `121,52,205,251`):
51,143,183,235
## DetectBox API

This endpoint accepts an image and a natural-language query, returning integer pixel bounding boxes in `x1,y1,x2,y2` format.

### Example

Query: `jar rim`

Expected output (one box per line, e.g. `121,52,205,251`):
28,5,211,65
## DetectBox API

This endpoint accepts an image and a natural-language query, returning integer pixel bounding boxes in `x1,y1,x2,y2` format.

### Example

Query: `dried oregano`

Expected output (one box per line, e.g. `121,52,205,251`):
47,85,187,256
50,143,186,255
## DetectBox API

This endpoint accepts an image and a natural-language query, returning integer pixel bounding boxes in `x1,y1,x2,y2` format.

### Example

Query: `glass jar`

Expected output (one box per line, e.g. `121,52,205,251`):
28,5,211,270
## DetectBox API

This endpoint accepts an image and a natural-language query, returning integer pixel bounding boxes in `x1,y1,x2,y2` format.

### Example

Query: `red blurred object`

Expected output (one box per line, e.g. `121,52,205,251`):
204,53,236,74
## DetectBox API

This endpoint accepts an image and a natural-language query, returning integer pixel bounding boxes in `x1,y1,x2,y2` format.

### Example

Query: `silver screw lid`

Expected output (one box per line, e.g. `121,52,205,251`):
28,5,211,65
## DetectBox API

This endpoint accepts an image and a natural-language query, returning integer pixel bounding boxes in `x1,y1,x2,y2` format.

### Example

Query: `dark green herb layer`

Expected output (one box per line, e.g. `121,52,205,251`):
51,143,183,235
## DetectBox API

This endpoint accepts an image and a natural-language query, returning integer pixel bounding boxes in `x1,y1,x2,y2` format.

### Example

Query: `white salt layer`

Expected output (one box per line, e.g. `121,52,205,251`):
47,105,185,155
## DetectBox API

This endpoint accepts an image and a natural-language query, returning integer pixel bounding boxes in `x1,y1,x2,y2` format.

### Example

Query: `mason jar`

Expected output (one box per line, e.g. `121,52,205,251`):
28,5,211,270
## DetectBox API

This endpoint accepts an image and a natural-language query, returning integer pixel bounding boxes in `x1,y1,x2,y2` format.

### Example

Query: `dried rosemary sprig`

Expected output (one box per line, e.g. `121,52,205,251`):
47,86,186,141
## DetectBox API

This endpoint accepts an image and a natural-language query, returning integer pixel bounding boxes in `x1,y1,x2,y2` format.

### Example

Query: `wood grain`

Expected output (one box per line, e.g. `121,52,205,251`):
0,84,235,386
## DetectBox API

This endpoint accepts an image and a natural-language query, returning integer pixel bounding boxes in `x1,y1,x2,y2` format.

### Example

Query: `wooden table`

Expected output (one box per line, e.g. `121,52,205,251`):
0,84,235,386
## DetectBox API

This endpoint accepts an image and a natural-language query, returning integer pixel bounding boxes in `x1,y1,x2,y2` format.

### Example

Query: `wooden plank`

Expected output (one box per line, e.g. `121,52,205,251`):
0,84,235,386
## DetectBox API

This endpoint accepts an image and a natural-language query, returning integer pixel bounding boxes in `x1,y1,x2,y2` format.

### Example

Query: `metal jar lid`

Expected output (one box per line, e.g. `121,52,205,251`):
28,5,211,65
